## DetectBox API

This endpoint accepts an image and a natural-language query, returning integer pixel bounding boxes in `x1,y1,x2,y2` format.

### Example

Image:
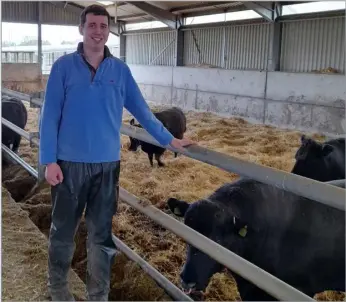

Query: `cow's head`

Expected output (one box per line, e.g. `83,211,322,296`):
167,197,251,298
128,118,142,151
291,135,335,181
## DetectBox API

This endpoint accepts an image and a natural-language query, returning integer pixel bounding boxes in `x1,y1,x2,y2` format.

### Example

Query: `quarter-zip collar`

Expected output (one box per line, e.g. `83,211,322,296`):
77,42,113,81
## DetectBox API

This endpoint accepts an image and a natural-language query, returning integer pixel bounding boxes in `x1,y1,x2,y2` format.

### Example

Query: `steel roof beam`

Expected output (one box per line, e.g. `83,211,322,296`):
242,1,280,22
125,1,181,29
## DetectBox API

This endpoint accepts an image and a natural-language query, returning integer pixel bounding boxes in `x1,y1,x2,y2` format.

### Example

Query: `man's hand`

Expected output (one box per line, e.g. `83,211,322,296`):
170,137,196,153
45,163,64,186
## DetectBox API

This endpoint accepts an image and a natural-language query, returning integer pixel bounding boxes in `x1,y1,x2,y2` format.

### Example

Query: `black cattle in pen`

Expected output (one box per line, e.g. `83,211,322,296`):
2,96,28,167
128,107,187,167
291,134,345,181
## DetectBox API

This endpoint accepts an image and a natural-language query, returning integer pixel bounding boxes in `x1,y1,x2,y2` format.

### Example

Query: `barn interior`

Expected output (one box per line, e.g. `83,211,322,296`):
1,1,345,301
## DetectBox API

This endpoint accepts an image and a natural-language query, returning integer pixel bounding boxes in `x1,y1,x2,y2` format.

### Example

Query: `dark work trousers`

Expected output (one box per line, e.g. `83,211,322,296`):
47,160,120,301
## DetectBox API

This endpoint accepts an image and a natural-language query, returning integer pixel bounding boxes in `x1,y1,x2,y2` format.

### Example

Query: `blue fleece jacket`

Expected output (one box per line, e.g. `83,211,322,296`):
39,45,174,165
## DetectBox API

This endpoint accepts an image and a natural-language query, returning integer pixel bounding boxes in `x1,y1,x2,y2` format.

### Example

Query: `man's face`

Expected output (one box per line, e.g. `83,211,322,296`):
79,13,110,52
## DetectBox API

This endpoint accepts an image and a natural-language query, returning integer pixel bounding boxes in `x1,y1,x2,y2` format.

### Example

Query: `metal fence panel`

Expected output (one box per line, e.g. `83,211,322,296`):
183,22,271,70
184,27,224,67
2,51,36,63
41,2,80,26
280,16,345,73
225,23,272,70
1,1,79,25
149,30,176,66
125,30,175,66
2,1,37,23
125,33,151,65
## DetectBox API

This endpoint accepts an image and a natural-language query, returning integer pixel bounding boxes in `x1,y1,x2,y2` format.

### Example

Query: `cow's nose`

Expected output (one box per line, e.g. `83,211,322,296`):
181,279,196,290
180,269,197,286
180,279,204,301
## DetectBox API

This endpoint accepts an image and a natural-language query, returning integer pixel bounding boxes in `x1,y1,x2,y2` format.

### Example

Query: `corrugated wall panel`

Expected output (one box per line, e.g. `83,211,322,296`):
149,30,176,66
183,23,271,70
280,16,345,73
225,23,271,70
2,1,37,23
42,2,80,26
184,27,224,67
125,34,151,65
125,30,175,66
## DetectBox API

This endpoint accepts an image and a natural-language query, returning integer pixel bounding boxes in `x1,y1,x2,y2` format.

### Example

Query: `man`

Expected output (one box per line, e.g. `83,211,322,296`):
39,4,194,301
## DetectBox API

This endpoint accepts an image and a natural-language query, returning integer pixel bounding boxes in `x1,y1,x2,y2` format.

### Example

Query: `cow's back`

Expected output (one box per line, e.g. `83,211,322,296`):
255,184,345,296
155,107,186,139
277,193,345,295
327,138,345,175
2,97,28,127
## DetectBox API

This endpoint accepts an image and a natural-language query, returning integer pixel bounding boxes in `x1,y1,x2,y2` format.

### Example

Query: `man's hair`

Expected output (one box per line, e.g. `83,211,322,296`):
80,4,111,26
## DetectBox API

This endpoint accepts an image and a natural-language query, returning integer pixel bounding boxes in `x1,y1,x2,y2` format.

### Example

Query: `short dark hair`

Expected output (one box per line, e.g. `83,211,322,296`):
80,4,111,26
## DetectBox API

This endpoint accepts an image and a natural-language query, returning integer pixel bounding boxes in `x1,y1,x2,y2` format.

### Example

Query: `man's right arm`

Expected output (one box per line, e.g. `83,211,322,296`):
39,59,65,165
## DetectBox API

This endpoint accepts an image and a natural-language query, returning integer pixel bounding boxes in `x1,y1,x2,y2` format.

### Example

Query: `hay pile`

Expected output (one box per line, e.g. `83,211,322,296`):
2,98,344,301
1,185,86,301
311,67,339,74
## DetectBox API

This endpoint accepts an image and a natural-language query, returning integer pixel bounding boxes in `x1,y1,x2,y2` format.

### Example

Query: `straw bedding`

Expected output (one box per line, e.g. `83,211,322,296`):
2,94,344,301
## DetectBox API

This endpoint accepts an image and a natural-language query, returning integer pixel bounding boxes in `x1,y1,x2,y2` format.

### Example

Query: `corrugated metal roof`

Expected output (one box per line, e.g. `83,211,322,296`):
71,1,248,23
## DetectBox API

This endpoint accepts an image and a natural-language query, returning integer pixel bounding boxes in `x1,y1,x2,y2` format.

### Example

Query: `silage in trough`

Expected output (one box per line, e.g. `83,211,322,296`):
2,98,344,301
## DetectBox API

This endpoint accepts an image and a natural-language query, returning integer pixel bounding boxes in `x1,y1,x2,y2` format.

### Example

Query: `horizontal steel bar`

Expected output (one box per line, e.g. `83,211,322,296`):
325,179,346,188
2,88,31,102
2,87,43,107
1,144,38,178
112,235,193,301
2,117,30,140
1,118,39,146
120,124,345,211
118,187,314,301
2,148,19,166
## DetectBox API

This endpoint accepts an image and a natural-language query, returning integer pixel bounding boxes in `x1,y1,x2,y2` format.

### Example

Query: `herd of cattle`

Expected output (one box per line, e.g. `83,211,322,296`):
2,96,346,301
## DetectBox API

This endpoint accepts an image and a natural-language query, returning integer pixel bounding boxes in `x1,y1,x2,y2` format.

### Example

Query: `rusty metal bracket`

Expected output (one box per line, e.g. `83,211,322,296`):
30,91,44,108
29,132,39,148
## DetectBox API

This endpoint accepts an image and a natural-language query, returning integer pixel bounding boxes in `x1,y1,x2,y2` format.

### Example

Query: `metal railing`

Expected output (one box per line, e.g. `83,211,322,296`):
2,87,345,211
120,124,345,211
2,88,345,301
2,144,38,178
0,121,314,301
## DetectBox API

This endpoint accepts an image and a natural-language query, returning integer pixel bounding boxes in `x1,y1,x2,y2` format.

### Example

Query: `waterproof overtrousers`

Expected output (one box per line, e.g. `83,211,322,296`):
47,160,120,301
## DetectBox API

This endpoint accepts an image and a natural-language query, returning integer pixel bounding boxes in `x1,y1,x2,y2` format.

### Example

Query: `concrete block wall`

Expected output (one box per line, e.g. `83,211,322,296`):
2,63,45,94
2,63,40,81
128,64,346,136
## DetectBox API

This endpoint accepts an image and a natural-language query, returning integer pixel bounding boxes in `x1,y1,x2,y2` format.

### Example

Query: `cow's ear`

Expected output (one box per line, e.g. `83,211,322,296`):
301,134,307,143
130,118,135,125
321,144,333,156
167,198,190,217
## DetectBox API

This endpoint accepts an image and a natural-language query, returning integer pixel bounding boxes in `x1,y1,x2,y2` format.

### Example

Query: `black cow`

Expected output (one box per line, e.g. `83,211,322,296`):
2,96,28,153
167,178,345,301
291,135,345,181
128,107,187,167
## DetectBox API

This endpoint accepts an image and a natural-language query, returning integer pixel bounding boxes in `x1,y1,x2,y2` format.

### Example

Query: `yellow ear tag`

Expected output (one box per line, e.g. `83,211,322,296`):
238,226,247,237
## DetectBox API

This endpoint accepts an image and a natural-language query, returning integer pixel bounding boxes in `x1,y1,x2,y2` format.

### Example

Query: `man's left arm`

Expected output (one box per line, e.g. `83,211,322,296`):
123,65,174,147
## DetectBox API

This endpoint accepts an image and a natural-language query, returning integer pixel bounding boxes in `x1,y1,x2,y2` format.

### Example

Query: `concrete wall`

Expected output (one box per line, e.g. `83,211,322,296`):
2,63,45,93
128,64,346,136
